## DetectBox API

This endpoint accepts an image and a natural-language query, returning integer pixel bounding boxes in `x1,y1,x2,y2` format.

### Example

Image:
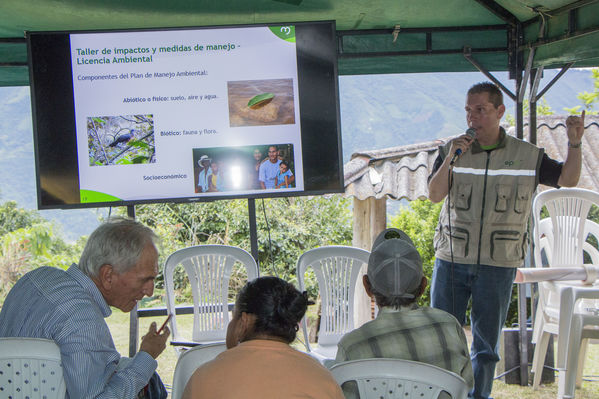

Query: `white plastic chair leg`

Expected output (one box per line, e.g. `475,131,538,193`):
532,331,551,389
532,332,551,389
532,307,545,344
576,338,588,388
558,315,584,399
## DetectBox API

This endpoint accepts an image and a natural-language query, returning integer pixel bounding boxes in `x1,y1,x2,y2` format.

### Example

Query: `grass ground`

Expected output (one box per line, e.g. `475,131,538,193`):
106,309,599,398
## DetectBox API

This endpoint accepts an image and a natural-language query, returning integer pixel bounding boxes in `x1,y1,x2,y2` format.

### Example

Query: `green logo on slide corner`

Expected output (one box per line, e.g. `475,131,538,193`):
80,189,122,203
269,26,295,43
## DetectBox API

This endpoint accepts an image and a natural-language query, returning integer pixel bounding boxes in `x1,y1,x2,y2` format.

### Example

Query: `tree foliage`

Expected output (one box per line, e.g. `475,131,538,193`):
123,195,353,299
504,98,554,126
0,200,43,237
564,68,599,115
0,201,80,303
388,200,442,306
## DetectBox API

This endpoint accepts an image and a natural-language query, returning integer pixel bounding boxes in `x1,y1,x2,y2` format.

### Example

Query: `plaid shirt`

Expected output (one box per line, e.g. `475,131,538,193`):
335,304,474,388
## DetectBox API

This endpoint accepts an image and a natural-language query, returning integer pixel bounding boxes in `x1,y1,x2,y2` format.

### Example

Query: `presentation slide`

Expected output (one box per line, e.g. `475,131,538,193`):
69,25,304,203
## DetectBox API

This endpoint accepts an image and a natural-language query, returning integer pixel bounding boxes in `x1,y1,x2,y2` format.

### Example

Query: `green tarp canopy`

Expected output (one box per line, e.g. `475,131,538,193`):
1,0,599,86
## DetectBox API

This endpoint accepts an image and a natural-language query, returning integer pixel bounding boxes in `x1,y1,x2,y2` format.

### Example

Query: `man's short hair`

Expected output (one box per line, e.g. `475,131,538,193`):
369,285,418,308
78,217,158,277
467,82,504,108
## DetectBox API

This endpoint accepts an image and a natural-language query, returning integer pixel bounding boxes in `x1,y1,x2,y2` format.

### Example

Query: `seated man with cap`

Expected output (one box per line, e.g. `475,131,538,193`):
335,228,474,394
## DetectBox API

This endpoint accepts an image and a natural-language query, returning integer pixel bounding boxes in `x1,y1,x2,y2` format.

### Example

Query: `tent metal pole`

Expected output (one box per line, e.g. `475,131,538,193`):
248,198,260,271
529,66,544,105
529,68,542,146
515,70,530,387
127,205,139,358
463,47,516,101
511,17,530,382
518,47,535,103
536,63,574,100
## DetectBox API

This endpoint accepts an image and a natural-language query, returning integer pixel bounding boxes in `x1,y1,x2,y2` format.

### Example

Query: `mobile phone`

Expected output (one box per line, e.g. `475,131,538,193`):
157,314,172,334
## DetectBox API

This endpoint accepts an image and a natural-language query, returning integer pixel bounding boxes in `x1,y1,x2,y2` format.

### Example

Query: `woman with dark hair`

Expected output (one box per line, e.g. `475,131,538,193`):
182,276,344,399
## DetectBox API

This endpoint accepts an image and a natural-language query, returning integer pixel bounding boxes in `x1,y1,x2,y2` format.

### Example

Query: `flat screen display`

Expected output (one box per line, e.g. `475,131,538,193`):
27,21,342,209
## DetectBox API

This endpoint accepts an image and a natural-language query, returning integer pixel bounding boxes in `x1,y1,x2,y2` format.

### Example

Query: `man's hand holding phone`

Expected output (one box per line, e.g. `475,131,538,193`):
157,314,172,334
140,314,171,359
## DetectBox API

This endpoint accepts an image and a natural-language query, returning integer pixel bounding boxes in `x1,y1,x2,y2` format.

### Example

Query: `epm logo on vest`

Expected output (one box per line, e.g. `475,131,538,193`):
504,159,523,167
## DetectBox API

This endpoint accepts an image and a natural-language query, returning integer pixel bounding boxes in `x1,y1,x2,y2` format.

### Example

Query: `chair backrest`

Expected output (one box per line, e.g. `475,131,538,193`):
536,217,599,268
170,342,227,399
296,246,370,352
329,358,468,399
0,337,66,399
532,188,599,268
532,188,599,313
164,245,259,344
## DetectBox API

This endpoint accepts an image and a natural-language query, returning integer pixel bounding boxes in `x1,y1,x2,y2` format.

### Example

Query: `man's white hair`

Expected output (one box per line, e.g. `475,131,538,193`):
78,217,158,277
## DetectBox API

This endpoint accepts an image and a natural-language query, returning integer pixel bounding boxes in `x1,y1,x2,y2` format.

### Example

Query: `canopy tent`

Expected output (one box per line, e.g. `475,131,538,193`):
1,0,599,86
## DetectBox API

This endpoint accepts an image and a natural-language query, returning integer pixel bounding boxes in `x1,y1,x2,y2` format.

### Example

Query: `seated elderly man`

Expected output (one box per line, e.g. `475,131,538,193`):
335,228,473,395
0,217,170,398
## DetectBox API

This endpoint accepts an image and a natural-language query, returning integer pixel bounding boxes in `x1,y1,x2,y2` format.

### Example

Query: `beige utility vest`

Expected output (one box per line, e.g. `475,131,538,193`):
434,132,543,268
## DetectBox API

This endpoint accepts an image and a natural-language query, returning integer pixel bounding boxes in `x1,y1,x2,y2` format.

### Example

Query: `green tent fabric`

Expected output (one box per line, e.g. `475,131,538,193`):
1,0,599,86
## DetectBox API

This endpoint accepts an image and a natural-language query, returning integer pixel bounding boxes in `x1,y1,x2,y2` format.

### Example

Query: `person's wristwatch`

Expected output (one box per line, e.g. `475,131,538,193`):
568,141,582,149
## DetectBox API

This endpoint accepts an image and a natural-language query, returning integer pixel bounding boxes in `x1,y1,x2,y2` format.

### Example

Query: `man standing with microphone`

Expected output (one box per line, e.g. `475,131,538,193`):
427,82,585,399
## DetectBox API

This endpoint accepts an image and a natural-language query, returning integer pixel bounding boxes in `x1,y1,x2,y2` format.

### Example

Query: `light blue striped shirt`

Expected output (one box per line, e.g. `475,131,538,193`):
0,264,156,398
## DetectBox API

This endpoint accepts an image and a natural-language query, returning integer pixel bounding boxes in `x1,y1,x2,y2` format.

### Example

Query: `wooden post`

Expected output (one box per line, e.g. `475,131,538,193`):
352,196,387,326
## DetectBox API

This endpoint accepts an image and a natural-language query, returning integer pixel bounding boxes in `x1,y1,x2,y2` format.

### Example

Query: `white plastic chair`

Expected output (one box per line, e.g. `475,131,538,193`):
164,245,259,350
0,337,66,398
329,358,469,399
296,245,370,363
170,342,227,399
530,188,599,397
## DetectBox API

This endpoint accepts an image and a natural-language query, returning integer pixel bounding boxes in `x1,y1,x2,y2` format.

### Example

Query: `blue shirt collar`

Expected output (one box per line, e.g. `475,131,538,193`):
67,264,112,318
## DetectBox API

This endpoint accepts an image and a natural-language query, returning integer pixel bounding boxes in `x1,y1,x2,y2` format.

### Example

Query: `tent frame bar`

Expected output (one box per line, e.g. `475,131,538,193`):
337,25,509,59
338,24,508,36
522,25,599,51
338,46,506,59
473,0,519,26
535,63,574,101
522,0,599,26
463,47,516,100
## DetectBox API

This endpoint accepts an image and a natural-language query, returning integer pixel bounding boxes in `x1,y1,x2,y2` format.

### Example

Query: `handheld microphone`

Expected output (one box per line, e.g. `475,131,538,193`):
449,128,476,166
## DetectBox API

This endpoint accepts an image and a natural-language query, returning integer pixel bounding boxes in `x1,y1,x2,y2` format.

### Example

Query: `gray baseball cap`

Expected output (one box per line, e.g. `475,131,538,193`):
367,228,423,299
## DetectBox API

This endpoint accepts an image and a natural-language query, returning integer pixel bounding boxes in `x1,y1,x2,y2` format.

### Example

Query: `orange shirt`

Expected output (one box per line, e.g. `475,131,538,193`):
182,339,344,399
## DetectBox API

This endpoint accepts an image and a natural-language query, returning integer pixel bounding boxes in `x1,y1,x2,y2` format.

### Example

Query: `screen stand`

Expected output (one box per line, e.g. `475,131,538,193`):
127,205,139,358
248,199,260,271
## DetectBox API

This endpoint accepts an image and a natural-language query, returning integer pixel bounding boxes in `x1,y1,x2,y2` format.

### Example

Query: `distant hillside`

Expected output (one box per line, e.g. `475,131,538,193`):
0,87,106,241
0,68,594,239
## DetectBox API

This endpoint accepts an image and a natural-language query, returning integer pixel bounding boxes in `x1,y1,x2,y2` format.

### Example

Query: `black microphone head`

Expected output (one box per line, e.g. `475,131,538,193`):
465,128,476,138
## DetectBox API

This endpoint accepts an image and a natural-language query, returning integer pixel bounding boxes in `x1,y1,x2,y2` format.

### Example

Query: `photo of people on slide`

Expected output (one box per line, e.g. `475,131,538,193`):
227,79,295,127
193,144,295,193
87,114,155,166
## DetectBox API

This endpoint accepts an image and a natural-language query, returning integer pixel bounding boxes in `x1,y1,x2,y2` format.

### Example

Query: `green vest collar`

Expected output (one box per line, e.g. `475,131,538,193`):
471,127,507,154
